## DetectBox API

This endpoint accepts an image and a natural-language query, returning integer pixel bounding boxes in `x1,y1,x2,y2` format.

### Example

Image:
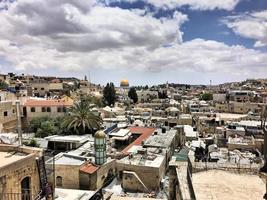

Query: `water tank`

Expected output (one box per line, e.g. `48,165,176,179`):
94,130,107,165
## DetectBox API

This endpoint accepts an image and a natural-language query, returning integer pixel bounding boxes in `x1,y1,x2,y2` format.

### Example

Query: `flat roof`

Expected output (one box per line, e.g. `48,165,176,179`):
55,188,95,200
45,135,90,143
0,151,28,168
144,130,176,148
179,114,192,119
118,153,165,168
110,196,160,200
193,170,265,200
237,120,262,127
217,113,247,120
184,125,197,138
47,153,86,165
109,129,131,137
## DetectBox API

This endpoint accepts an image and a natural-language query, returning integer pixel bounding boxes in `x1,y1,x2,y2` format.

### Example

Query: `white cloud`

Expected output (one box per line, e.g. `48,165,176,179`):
0,0,266,80
104,0,241,10
223,10,267,47
0,0,187,53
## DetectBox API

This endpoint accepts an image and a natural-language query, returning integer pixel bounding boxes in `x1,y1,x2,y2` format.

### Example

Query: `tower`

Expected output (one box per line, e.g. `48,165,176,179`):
94,130,107,165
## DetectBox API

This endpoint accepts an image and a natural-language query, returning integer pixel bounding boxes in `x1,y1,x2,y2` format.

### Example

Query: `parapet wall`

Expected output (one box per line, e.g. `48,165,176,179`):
192,162,262,175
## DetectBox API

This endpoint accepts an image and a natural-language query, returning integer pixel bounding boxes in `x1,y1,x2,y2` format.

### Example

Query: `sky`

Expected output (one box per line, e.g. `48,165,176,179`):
0,0,267,86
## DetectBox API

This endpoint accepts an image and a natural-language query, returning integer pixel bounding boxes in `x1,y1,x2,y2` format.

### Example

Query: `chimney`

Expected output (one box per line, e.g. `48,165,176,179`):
15,100,22,146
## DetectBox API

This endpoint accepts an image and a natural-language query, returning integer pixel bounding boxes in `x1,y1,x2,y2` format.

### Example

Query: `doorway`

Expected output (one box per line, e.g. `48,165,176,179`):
21,176,31,200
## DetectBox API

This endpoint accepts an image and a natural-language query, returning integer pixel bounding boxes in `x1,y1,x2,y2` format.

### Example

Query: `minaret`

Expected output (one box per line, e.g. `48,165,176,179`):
94,130,107,165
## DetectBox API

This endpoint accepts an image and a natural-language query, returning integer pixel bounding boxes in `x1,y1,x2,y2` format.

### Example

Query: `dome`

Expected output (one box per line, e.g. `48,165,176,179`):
95,130,106,139
120,79,129,87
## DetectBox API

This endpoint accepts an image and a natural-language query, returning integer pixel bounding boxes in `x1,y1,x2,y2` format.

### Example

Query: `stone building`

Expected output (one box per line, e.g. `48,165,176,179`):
116,153,166,192
46,154,116,191
0,144,44,199
79,159,116,190
0,101,17,132
31,82,49,97
46,153,86,190
24,98,73,120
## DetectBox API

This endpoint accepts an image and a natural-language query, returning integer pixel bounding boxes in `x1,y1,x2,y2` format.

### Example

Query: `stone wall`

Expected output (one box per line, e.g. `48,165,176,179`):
122,171,149,192
116,158,166,192
47,164,81,189
0,145,43,197
96,159,116,189
0,101,17,132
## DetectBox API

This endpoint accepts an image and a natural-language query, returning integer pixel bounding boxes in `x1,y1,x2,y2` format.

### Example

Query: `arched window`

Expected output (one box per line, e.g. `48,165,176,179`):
56,176,62,187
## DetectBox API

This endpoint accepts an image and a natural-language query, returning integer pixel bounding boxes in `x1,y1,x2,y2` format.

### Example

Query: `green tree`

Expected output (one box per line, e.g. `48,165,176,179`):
81,93,103,107
36,120,59,138
29,117,62,138
103,82,116,106
29,117,50,133
200,93,213,101
158,90,168,99
128,87,138,103
0,81,8,90
28,139,39,147
61,97,102,135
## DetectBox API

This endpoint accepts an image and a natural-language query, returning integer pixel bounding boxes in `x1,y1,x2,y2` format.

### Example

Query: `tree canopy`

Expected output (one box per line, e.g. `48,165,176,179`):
158,90,168,99
29,117,61,138
61,97,102,135
200,92,213,101
103,82,116,106
0,81,8,90
128,87,138,103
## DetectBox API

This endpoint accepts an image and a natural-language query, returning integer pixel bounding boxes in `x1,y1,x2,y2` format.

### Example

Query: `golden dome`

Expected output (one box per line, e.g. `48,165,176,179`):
95,130,106,139
120,79,129,87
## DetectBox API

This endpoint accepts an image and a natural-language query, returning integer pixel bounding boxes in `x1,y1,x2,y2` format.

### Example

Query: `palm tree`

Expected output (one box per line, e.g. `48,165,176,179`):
62,97,102,135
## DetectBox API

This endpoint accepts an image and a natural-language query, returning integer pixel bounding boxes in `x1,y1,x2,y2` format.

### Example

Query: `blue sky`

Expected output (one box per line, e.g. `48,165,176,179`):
0,0,267,86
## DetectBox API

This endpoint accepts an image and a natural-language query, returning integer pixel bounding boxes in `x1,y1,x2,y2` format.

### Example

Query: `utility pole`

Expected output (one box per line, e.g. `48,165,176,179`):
15,100,22,146
53,155,55,200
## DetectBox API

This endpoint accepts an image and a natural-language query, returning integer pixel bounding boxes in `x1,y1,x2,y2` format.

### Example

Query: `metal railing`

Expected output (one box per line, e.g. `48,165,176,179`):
0,189,43,200
0,193,33,200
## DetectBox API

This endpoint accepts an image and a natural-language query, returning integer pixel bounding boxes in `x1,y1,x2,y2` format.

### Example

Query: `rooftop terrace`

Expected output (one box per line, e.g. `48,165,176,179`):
193,170,265,200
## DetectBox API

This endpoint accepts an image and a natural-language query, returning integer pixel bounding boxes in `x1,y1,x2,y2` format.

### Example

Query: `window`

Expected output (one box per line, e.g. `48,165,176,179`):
13,109,15,113
30,107,35,112
56,176,62,187
3,111,8,117
41,88,44,90
34,88,37,90
46,107,51,112
42,107,46,112
63,107,67,112
57,107,62,113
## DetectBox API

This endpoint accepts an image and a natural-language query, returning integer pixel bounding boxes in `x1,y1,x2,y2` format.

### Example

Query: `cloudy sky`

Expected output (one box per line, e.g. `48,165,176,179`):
0,0,267,86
